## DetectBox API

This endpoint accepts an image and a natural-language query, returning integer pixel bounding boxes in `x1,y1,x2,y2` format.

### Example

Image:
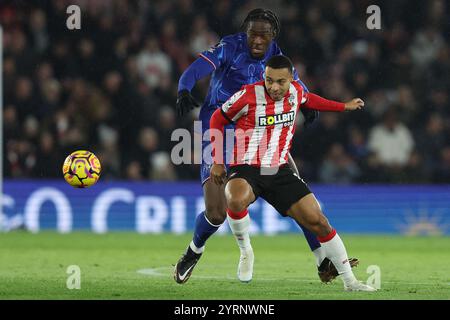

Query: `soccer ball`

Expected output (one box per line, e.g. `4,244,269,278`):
62,150,101,188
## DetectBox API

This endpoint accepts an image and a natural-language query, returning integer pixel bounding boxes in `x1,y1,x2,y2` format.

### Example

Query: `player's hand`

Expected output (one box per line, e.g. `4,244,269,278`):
345,98,365,111
301,108,319,128
176,90,200,117
210,164,226,185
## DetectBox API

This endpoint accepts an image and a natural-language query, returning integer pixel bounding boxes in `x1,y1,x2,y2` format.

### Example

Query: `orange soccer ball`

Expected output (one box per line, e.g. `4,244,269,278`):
62,150,101,188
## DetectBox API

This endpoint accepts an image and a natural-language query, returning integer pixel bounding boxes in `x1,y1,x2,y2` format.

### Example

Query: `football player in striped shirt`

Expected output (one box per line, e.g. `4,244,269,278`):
174,8,357,285
209,55,375,291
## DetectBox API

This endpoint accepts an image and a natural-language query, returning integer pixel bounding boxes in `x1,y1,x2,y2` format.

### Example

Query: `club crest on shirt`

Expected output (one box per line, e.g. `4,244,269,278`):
288,94,296,106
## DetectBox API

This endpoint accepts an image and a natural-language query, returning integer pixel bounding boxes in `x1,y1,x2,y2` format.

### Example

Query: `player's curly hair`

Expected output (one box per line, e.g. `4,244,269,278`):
241,8,281,38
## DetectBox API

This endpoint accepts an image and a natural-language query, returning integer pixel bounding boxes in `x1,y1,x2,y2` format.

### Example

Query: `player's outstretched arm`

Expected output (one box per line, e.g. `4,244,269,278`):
344,98,365,111
302,93,365,112
176,57,215,117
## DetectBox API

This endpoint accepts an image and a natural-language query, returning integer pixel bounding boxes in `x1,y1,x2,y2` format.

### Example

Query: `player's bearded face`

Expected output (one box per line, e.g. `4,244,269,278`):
264,67,293,101
246,21,274,58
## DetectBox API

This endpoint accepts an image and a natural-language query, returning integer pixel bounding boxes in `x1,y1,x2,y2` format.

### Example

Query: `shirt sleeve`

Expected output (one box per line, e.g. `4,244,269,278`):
302,92,345,111
178,57,215,92
199,38,236,70
220,87,249,123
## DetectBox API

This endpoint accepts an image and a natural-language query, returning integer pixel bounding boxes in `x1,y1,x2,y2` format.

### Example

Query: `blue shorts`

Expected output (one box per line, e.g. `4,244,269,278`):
198,104,234,185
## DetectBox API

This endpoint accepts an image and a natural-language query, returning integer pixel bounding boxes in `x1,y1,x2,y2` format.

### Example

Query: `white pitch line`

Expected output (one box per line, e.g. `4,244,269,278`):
137,267,315,282
137,267,235,280
137,267,448,287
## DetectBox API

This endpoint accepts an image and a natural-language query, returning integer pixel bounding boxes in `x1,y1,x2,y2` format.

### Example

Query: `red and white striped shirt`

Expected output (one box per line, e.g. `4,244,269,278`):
210,80,345,167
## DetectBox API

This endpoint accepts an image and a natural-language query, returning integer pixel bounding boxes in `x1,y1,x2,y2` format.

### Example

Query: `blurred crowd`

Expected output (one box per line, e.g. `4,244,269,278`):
2,0,450,183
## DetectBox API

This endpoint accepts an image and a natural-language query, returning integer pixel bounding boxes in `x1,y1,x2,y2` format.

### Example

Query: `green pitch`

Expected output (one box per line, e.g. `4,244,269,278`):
0,232,448,300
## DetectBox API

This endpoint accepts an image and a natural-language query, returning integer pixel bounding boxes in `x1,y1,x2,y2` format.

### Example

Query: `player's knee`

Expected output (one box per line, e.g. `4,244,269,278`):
226,195,249,213
205,204,227,225
224,180,252,213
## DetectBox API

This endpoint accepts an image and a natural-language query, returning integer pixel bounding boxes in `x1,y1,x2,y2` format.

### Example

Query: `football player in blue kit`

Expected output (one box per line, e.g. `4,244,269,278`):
174,8,358,284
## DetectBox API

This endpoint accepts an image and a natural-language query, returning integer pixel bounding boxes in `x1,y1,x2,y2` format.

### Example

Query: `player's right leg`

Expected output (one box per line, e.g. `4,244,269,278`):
174,165,228,284
293,219,359,283
225,176,257,282
286,194,376,292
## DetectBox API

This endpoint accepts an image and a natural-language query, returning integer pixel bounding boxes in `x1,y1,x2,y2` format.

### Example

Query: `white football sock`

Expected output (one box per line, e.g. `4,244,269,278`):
313,246,327,267
319,231,356,285
227,214,251,252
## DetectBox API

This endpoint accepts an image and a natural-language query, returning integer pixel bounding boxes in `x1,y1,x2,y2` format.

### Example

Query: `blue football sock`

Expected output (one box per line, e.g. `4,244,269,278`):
298,223,321,251
192,211,221,250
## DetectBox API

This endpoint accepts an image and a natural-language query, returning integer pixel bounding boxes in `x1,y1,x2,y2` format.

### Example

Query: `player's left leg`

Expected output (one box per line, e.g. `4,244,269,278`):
271,168,358,282
287,194,376,292
294,220,359,283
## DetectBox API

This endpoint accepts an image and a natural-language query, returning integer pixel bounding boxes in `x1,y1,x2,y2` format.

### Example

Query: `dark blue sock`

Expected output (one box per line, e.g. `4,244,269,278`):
192,211,220,249
297,222,321,251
